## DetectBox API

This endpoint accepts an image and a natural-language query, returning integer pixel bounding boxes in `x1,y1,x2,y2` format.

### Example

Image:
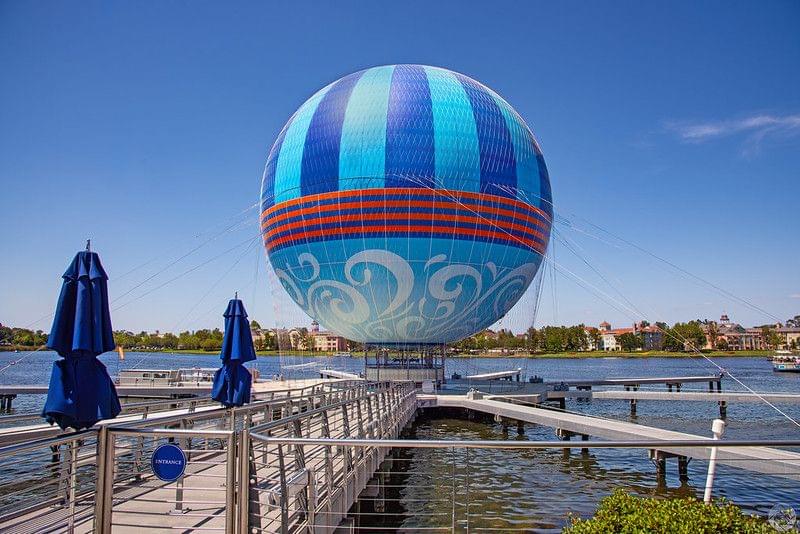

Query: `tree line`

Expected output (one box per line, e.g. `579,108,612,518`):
451,321,711,353
0,324,48,347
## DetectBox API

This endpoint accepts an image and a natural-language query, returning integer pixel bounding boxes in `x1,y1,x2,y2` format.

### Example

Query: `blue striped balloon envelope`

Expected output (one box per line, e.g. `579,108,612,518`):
260,65,552,347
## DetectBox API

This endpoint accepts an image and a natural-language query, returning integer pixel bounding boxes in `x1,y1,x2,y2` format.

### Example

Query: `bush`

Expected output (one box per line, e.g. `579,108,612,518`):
564,490,777,533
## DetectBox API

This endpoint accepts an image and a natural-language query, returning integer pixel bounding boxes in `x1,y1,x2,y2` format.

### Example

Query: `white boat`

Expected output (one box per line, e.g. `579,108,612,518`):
772,351,800,373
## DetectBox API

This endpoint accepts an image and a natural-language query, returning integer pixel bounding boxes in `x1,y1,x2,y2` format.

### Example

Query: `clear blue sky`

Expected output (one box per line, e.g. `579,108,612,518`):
1,1,798,334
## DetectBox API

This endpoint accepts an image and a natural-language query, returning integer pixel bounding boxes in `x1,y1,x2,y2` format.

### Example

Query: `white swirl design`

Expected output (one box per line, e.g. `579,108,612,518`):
271,249,541,345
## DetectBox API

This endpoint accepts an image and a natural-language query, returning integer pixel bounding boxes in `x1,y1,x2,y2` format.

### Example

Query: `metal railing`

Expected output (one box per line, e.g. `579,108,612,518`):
95,426,236,533
0,380,366,447
0,380,373,533
245,382,417,533
248,436,800,533
0,429,99,533
2,379,798,533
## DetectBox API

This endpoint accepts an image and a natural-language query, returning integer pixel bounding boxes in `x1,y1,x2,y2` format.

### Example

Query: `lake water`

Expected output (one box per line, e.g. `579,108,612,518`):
1,351,798,529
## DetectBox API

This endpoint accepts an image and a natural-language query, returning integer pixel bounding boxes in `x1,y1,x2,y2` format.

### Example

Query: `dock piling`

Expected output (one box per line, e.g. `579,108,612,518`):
678,456,690,483
719,400,728,419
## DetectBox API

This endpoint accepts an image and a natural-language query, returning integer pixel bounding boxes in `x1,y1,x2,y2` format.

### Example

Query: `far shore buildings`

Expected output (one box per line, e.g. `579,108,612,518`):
701,314,800,351
249,321,347,352
596,321,664,351
701,315,764,351
310,320,348,352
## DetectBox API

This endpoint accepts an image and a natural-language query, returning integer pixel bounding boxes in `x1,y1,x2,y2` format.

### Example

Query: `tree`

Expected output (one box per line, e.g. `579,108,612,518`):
761,326,781,350
662,322,706,352
526,327,539,352
201,338,220,352
618,332,643,351
706,322,719,349
0,323,13,344
588,329,601,351
250,320,262,330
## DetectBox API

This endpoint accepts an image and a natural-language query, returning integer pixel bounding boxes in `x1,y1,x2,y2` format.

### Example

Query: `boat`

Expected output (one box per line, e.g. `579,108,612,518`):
117,368,219,386
772,351,800,373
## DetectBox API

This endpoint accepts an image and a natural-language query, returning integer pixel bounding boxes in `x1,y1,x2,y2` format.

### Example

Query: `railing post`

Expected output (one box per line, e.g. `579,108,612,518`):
238,417,252,533
94,426,114,533
451,445,456,533
365,393,376,439
277,444,289,534
225,432,236,534
321,409,334,520
67,439,78,534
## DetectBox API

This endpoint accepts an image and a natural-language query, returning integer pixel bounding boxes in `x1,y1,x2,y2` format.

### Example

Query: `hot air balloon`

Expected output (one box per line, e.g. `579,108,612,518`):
260,65,552,351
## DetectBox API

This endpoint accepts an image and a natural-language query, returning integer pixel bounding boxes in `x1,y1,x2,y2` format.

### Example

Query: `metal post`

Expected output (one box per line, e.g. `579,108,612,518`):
225,432,236,534
321,409,334,520
94,426,115,533
67,439,78,534
238,424,251,532
704,419,726,503
465,447,470,533
277,444,289,534
451,446,456,532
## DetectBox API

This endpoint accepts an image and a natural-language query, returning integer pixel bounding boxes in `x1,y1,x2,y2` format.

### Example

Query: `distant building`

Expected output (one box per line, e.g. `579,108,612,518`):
701,315,765,350
636,322,664,350
597,321,663,351
598,321,633,351
777,326,800,350
312,331,348,352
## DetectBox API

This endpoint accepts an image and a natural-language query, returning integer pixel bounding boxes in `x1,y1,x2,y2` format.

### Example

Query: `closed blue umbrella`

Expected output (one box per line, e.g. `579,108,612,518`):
42,245,121,430
211,297,257,407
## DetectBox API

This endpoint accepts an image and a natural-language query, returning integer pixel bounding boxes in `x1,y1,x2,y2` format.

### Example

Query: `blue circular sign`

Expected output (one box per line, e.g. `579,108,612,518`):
151,444,186,482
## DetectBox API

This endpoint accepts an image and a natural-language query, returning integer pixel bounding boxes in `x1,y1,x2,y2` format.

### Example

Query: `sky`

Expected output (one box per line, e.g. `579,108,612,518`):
1,0,798,334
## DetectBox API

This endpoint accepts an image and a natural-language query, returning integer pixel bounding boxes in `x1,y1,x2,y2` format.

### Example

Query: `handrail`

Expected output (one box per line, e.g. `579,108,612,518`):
249,382,401,433
0,427,97,457
106,427,233,438
0,379,371,447
248,435,800,449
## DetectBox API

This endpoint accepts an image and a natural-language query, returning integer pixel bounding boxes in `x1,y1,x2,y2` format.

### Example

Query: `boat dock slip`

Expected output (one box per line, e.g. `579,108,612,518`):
553,390,800,403
545,388,800,417
426,394,800,480
547,374,724,391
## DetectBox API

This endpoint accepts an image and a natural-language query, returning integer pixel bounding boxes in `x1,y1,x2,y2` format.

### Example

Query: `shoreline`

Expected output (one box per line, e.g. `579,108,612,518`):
0,346,774,359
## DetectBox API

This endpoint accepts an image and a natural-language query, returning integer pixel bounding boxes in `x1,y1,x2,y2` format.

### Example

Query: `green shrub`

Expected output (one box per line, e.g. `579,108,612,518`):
563,490,777,533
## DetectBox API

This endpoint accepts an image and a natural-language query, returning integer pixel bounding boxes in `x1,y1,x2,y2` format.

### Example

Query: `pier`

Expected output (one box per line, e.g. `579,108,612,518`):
427,393,800,480
1,377,799,533
546,388,800,417
0,380,417,533
546,373,724,392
